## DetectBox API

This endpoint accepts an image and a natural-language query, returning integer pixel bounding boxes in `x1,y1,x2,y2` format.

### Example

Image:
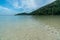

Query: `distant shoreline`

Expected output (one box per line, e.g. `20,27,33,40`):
15,13,60,16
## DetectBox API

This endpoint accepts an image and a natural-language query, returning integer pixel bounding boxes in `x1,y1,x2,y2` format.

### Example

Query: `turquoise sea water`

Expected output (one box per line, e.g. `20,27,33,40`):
0,15,60,40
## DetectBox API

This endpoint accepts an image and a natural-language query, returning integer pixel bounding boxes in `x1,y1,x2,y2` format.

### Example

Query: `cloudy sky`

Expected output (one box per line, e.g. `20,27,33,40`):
0,0,55,15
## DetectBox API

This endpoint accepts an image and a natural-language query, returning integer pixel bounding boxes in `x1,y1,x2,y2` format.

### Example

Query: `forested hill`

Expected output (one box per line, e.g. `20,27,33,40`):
30,0,60,15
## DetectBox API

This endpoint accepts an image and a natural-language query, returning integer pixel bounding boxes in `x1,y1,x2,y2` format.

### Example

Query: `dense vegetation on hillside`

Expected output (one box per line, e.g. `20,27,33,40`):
30,0,60,15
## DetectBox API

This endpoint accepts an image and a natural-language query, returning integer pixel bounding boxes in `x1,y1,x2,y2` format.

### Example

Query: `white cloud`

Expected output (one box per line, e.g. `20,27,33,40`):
20,0,37,12
12,1,19,8
22,0,37,8
35,0,56,8
6,0,37,12
0,6,16,15
0,6,9,11
6,0,37,8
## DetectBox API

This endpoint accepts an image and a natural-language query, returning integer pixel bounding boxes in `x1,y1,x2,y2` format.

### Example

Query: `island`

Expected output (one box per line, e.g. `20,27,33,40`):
15,13,31,16
15,12,39,16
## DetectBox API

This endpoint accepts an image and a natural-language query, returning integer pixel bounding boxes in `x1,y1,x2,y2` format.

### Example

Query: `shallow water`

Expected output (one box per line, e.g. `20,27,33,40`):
0,15,60,40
